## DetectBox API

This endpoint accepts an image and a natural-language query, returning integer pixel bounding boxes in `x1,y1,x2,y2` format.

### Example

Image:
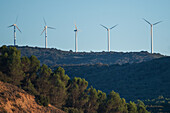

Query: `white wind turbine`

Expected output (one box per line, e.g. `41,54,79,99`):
143,18,162,54
41,18,55,48
100,24,118,52
8,17,21,46
74,24,80,52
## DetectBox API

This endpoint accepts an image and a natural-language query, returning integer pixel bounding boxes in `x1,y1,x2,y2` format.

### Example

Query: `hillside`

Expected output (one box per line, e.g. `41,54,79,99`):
0,81,65,113
15,46,163,66
0,46,149,113
54,56,170,102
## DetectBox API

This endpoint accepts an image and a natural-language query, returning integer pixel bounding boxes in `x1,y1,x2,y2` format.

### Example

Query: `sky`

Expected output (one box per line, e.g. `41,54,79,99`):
0,0,170,55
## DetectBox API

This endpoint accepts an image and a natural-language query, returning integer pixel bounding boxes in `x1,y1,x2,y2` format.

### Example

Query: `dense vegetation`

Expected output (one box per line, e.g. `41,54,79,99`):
56,56,170,102
144,96,170,112
16,46,163,66
0,45,149,113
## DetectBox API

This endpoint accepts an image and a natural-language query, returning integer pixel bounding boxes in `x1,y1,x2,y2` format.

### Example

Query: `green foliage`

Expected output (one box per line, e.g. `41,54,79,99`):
35,94,50,106
105,91,126,113
49,67,70,108
0,46,24,85
128,101,138,113
22,78,38,95
66,77,88,110
39,64,52,79
0,71,11,82
137,100,148,113
21,56,31,73
144,96,170,113
63,107,81,113
85,87,99,113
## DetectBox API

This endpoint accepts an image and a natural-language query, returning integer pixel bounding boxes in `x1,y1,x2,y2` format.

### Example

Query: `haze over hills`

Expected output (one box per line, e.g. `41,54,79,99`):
15,46,164,66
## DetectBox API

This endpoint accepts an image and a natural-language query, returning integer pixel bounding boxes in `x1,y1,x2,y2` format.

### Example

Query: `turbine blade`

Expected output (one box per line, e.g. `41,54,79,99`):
75,24,77,30
100,24,108,29
110,24,118,29
15,16,18,24
143,18,151,25
40,28,46,35
8,25,14,28
153,21,162,25
43,17,47,25
16,25,22,33
48,27,56,29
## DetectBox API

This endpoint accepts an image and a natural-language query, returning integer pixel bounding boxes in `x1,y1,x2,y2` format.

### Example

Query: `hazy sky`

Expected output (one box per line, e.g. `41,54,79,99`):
0,0,170,55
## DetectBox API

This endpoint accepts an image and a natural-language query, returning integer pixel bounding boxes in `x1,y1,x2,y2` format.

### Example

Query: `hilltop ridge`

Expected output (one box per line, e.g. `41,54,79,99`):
14,46,164,66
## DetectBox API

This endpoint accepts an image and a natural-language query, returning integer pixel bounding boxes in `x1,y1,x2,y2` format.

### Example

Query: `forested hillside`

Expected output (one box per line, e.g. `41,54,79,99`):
55,56,170,102
16,46,163,66
0,46,149,113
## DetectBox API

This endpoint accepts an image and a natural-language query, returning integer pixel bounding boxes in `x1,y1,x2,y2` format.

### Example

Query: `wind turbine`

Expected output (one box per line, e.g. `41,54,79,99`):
8,17,21,46
100,24,118,52
143,18,162,54
74,24,79,52
41,18,55,48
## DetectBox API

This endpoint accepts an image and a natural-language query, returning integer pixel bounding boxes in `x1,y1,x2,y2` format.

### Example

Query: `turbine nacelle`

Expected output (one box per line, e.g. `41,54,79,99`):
41,18,55,48
74,24,80,32
8,17,21,46
44,26,47,29
8,24,21,33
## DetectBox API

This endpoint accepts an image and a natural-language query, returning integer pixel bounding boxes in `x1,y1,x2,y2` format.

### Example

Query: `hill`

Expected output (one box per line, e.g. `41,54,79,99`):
15,46,163,66
53,56,170,102
0,81,65,113
0,46,149,113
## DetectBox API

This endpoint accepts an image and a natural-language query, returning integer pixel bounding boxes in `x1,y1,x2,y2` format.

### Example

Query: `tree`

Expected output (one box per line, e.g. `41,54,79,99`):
0,46,24,85
49,67,70,108
35,64,52,96
39,64,52,79
128,101,138,113
22,78,38,95
66,77,88,112
85,87,99,113
21,56,31,74
105,91,126,113
137,100,149,113
97,90,107,113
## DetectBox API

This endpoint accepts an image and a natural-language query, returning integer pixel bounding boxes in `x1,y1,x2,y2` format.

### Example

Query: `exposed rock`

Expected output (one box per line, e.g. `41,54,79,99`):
0,81,65,113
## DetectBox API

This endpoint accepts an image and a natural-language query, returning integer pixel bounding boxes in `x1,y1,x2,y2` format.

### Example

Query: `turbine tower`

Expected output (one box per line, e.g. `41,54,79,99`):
100,24,118,52
41,18,55,48
143,18,162,54
8,17,21,46
74,24,79,52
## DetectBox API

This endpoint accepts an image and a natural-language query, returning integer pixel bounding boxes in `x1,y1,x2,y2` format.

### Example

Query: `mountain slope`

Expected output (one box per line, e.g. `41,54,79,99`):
55,57,170,102
0,81,65,113
16,46,163,66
